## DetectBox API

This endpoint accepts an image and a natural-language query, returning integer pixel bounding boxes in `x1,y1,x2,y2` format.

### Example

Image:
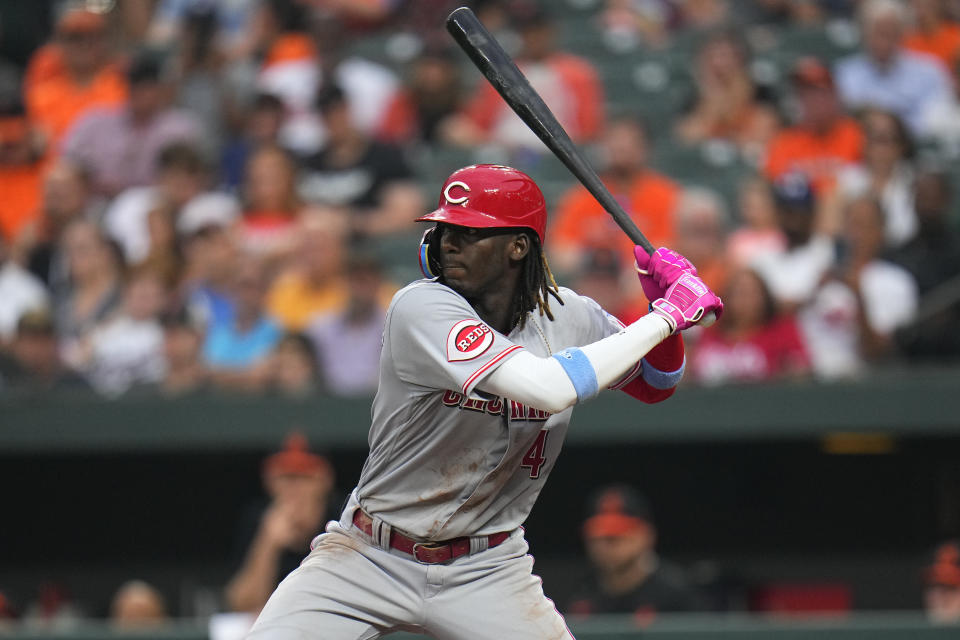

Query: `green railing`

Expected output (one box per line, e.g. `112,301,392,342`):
3,368,960,454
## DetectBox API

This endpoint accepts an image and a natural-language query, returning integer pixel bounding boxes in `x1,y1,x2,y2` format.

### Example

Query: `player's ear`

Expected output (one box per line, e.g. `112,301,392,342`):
509,232,530,260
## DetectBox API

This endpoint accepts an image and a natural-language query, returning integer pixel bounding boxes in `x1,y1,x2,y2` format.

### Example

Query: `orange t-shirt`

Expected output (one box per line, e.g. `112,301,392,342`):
23,44,67,95
0,163,44,242
904,23,960,70
551,172,679,257
463,52,604,142
764,117,863,194
26,66,128,147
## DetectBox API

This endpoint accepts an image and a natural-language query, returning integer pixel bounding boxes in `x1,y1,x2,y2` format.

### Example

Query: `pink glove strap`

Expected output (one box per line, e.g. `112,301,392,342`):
651,272,723,333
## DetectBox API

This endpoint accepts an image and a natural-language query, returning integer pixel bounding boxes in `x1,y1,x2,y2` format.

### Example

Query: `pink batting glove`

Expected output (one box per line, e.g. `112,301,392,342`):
650,272,723,334
634,246,698,302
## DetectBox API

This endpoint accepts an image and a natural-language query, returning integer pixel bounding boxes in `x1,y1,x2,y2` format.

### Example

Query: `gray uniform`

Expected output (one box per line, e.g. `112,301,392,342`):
248,279,639,640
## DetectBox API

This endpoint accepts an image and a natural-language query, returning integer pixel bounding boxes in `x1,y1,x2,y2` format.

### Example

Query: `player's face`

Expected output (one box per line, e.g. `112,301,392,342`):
585,528,654,573
437,224,528,298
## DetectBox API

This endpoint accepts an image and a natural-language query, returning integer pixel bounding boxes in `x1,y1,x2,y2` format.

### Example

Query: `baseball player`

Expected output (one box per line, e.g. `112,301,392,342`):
247,164,722,639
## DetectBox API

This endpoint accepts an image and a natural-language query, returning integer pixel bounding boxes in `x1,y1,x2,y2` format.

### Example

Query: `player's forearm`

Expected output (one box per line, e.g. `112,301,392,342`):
479,314,672,413
224,536,284,612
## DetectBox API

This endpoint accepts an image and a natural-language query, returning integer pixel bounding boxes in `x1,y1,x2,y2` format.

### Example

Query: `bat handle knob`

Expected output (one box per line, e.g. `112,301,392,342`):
698,311,718,328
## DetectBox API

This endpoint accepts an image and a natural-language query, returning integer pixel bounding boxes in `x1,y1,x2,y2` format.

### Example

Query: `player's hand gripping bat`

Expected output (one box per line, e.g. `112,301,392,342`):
445,6,717,327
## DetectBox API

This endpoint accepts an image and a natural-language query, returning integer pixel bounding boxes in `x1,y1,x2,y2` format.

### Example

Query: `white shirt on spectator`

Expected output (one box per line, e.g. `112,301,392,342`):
104,189,239,264
799,260,918,379
834,51,952,137
85,315,165,396
750,236,835,306
0,261,50,341
103,187,161,264
838,163,916,247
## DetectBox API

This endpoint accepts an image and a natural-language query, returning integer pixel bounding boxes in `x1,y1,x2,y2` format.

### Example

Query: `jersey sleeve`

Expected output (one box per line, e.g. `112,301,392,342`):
562,289,644,388
564,289,685,399
387,283,524,397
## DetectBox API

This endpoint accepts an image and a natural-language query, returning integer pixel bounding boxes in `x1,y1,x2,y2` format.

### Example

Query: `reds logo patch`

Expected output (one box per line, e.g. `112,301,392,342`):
446,319,494,361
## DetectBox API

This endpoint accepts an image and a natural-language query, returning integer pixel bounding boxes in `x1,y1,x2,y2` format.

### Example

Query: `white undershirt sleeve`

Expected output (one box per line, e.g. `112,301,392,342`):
478,314,672,414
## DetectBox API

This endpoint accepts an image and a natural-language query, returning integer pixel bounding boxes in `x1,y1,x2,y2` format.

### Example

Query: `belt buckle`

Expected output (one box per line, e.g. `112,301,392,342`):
412,541,449,564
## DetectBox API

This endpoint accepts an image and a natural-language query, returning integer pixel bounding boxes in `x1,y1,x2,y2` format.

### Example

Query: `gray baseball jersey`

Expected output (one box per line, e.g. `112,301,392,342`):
352,278,638,541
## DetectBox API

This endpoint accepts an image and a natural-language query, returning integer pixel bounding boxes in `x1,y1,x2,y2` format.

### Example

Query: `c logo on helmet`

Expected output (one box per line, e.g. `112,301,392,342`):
443,181,470,205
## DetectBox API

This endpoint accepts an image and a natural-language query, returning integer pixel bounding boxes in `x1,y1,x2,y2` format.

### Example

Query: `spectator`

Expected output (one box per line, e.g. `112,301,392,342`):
599,0,677,50
63,49,201,198
253,0,318,112
238,144,300,263
904,0,960,70
225,432,338,613
109,580,168,629
675,28,779,158
800,195,918,378
268,332,320,397
203,256,281,391
838,108,917,247
673,187,730,293
103,142,212,265
25,160,103,290
924,540,960,624
676,0,731,31
266,207,349,331
764,57,863,195
726,176,785,268
54,220,123,354
0,235,48,344
567,485,701,618
891,169,960,361
221,93,286,189
752,173,834,309
75,268,168,397
299,84,422,237
447,5,605,151
377,45,465,145
892,168,960,294
835,0,953,137
551,116,680,274
147,0,260,61
0,102,47,244
170,7,229,153
306,253,388,396
177,192,242,329
0,310,88,393
137,200,182,290
688,268,810,385
747,0,832,25
158,309,208,396
920,55,960,154
25,7,127,148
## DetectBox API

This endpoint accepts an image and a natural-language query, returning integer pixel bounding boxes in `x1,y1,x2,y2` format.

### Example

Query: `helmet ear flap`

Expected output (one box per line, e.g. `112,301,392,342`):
418,226,442,278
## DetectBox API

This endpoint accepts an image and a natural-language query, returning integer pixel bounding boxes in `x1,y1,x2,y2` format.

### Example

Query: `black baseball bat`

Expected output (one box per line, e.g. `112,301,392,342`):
445,6,655,255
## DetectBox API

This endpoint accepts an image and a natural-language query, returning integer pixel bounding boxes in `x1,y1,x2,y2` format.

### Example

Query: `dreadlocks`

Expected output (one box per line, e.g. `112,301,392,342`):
426,226,563,330
512,231,563,330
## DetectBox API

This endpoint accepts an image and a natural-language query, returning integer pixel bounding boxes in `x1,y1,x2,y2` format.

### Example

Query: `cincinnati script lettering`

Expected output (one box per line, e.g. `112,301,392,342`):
441,390,551,421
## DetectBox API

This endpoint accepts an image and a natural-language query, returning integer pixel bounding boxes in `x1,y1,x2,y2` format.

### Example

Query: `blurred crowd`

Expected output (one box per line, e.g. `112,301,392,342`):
0,0,959,402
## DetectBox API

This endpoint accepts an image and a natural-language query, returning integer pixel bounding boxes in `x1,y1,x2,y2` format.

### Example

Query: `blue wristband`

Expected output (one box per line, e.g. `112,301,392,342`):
641,356,685,390
552,347,599,402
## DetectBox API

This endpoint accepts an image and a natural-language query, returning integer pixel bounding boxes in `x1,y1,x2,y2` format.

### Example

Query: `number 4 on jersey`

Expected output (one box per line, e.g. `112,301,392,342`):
521,429,549,479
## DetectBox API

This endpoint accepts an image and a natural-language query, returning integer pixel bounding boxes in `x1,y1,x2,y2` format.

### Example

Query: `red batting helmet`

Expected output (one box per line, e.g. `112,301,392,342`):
416,164,547,242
